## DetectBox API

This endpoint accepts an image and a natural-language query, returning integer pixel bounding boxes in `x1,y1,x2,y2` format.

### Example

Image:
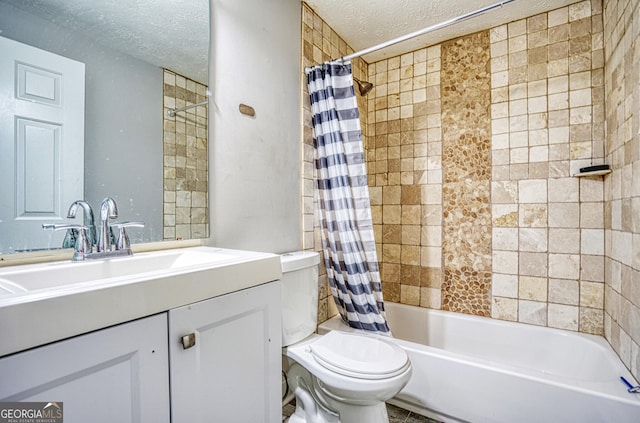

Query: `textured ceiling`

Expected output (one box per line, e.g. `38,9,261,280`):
5,0,583,83
305,0,582,63
2,0,209,84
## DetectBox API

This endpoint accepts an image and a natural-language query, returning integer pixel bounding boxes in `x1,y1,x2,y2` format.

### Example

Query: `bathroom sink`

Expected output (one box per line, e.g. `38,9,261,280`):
0,247,238,293
0,278,28,296
0,246,282,357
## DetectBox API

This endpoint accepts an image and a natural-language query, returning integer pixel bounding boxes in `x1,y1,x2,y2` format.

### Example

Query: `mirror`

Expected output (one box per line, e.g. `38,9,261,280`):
0,0,210,255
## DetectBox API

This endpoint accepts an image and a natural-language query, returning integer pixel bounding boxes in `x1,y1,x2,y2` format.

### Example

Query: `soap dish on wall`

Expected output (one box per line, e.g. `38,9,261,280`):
573,164,611,177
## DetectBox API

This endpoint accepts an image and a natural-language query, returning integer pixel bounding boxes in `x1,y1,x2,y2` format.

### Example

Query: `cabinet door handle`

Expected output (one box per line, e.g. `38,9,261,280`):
181,333,196,349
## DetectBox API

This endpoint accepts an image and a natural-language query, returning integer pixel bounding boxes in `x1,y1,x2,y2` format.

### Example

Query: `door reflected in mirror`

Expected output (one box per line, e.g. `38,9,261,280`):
0,0,209,255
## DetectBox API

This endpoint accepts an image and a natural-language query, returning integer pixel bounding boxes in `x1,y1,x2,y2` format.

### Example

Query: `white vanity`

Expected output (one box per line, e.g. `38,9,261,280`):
0,246,282,423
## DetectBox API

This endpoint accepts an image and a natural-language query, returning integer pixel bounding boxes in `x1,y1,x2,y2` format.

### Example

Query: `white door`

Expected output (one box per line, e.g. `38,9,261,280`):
0,35,84,253
0,314,171,423
169,282,282,423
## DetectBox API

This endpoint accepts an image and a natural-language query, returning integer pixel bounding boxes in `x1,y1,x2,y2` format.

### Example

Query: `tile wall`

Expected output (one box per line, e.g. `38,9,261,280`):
602,0,640,379
300,3,368,323
162,70,209,241
361,43,445,310
357,1,606,334
303,0,639,378
366,43,444,310
488,1,606,333
303,1,639,381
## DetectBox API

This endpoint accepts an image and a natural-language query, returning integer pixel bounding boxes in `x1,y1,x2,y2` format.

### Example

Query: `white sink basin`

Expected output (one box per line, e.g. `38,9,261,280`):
0,246,282,357
0,278,28,295
0,247,238,293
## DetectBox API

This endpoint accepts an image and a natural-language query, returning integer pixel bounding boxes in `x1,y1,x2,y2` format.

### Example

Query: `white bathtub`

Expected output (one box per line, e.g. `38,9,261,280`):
318,302,640,423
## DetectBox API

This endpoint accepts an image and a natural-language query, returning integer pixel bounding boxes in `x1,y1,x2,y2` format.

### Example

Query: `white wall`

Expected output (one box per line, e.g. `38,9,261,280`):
208,0,302,253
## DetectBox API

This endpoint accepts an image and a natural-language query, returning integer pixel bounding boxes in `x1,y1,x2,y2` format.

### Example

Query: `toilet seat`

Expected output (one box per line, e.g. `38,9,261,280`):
309,331,409,380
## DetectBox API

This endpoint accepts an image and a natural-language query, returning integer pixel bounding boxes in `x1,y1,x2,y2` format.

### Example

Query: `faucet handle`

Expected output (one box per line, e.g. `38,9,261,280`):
67,200,96,247
111,221,145,251
43,223,92,260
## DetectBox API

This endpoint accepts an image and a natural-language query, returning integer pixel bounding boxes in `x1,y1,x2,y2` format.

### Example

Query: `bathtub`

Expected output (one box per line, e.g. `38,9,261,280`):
318,302,640,423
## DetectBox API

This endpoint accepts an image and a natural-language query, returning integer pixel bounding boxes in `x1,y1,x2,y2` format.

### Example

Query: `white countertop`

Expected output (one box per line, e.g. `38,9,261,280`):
0,246,282,357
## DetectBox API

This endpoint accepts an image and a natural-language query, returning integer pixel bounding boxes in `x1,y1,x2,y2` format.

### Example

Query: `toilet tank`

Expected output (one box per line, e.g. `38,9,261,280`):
281,251,320,347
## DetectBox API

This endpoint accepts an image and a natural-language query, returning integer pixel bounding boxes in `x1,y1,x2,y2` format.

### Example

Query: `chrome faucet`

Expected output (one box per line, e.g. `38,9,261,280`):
97,197,118,252
43,196,144,261
67,200,96,247
42,223,92,261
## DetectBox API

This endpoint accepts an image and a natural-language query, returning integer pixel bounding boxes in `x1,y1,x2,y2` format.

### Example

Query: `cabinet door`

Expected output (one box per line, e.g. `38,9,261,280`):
0,314,170,423
169,281,281,423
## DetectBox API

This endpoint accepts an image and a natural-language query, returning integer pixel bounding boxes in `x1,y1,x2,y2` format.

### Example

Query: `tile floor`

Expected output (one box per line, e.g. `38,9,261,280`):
387,404,442,423
282,401,441,423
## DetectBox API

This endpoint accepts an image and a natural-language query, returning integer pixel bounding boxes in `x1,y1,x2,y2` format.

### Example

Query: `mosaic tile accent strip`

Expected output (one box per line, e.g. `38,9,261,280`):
441,31,493,316
163,69,209,241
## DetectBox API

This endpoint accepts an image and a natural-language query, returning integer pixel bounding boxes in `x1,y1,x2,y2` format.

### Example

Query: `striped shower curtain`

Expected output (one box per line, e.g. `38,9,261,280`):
306,61,390,335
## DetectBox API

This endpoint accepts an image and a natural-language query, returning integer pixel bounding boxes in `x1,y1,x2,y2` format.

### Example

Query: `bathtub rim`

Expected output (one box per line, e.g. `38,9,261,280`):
318,303,640,407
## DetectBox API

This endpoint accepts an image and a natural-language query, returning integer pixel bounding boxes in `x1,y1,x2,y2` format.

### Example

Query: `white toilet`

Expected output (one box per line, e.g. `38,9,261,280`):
281,251,412,423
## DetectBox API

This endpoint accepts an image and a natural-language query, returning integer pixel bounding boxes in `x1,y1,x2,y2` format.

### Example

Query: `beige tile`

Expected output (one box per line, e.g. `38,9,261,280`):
520,276,548,301
420,246,441,268
549,91,569,110
401,205,421,224
549,253,580,279
519,252,548,277
492,273,519,298
519,204,548,227
519,228,548,252
508,19,527,38
581,228,604,255
492,180,518,203
580,281,604,308
490,25,508,42
549,228,580,253
493,227,519,251
568,1,591,22
581,255,604,282
493,204,519,227
402,225,421,246
492,297,518,321
420,287,442,309
548,202,580,227
548,303,579,330
548,7,568,27
549,278,580,305
400,284,420,306
493,250,519,274
548,177,579,202
519,179,548,203
519,300,548,325
580,178,604,202
383,205,402,224
421,225,442,247
579,307,603,335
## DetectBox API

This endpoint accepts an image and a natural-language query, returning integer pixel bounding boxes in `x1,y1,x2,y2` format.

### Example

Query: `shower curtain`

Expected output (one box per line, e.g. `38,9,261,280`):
306,61,390,335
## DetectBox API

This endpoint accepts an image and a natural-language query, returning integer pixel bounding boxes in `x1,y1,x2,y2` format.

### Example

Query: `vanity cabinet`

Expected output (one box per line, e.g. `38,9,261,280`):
0,313,171,423
169,280,282,423
0,280,281,423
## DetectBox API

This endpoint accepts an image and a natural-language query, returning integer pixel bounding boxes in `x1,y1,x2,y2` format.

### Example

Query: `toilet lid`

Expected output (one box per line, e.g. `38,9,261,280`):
309,331,409,380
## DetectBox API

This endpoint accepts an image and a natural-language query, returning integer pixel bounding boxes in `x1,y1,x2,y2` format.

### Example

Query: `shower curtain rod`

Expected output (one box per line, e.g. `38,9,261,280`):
336,0,518,63
167,99,209,117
